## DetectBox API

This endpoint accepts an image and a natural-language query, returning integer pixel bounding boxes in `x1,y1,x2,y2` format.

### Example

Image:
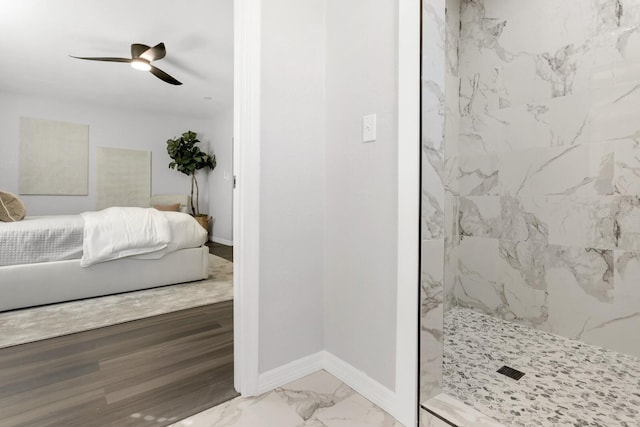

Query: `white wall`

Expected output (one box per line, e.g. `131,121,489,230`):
0,91,213,215
258,0,326,373
255,0,400,393
208,107,234,243
323,0,399,390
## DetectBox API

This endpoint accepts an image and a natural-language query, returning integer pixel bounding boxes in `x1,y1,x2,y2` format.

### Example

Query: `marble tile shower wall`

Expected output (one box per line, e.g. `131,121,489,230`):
444,0,462,314
421,0,463,405
420,0,448,404
451,0,640,358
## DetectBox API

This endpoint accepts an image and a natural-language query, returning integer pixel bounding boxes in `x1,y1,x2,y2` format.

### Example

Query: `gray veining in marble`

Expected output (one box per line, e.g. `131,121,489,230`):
425,0,640,418
171,370,402,427
421,240,445,403
420,0,449,405
437,0,640,361
0,254,233,349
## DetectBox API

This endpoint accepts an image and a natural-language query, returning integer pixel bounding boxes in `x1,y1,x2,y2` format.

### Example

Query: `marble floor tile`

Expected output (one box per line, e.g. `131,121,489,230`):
171,370,403,427
0,254,233,349
419,410,451,427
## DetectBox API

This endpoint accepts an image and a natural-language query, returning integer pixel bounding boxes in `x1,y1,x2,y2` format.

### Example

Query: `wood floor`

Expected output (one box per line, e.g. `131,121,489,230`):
0,302,237,427
206,241,233,262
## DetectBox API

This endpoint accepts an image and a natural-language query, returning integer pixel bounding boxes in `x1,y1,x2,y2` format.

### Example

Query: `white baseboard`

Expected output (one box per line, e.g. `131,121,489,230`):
209,236,233,246
322,351,401,424
257,351,324,394
256,351,403,424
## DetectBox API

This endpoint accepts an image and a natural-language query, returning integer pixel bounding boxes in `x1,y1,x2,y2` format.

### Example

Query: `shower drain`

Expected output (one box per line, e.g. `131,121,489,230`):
497,365,525,381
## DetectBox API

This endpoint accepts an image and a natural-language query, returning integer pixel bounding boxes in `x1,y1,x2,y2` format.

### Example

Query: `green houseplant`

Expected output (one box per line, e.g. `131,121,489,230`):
166,131,216,227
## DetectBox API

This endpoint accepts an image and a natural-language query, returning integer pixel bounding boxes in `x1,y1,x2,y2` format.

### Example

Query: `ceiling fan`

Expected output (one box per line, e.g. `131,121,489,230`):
70,42,182,85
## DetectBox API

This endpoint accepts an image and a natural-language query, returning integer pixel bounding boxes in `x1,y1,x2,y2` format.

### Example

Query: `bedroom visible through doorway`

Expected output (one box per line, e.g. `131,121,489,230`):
0,0,237,425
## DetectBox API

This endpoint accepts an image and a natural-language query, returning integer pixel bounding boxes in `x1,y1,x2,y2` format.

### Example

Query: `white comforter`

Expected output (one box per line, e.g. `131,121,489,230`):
0,215,84,267
81,207,172,267
0,208,207,267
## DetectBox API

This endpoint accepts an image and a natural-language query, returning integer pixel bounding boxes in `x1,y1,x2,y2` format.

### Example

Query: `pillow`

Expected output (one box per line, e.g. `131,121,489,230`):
153,203,181,212
0,191,26,222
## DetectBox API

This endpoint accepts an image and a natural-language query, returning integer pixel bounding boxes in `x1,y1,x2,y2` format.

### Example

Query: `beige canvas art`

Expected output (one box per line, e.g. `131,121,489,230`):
19,117,89,195
96,147,151,209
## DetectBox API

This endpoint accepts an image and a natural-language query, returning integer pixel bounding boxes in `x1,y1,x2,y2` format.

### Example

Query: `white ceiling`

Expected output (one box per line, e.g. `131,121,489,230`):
0,0,233,119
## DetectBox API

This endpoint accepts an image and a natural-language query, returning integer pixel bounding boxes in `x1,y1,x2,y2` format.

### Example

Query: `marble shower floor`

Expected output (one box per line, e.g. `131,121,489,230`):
170,370,403,427
0,254,233,349
443,308,640,427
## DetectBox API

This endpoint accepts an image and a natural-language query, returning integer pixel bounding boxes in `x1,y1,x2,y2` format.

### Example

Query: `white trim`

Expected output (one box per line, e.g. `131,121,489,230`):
323,352,400,421
257,352,325,394
209,236,234,246
256,351,401,423
395,0,421,426
233,0,261,396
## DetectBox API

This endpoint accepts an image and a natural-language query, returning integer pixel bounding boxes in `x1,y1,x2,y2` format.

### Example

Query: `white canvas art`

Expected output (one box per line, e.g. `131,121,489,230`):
19,117,89,195
96,147,151,209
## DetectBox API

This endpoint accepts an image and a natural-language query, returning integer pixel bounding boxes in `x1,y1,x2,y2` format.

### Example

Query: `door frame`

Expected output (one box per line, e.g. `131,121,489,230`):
232,0,261,395
395,1,421,425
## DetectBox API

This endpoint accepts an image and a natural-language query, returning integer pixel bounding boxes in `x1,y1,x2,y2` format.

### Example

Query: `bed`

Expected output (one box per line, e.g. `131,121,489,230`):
0,195,209,312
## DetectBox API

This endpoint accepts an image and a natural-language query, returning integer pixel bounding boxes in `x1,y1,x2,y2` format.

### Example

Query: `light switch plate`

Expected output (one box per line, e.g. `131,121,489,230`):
362,114,377,142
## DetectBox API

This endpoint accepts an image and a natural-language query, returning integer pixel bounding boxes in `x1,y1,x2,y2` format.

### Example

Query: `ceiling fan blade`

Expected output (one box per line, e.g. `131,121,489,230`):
131,44,150,58
70,56,131,63
140,43,166,62
149,65,182,85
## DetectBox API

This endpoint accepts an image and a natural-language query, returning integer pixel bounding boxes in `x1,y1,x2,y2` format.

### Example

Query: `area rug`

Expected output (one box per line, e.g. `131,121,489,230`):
207,252,233,283
0,254,233,349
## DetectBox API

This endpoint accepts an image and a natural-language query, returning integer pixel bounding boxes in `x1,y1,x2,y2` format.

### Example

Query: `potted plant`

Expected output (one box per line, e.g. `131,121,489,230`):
166,130,216,230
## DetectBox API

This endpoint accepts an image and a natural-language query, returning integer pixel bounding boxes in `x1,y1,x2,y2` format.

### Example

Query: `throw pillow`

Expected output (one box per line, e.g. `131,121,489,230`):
0,191,26,222
153,203,181,212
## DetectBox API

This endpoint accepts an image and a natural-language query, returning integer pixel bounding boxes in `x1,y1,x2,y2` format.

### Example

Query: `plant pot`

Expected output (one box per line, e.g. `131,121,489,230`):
194,215,210,232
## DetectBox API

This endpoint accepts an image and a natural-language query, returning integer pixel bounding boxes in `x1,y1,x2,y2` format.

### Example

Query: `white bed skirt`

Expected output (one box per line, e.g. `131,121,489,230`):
0,246,209,312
